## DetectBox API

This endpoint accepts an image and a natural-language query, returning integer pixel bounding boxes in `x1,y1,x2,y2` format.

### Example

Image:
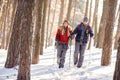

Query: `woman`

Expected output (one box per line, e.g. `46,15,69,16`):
55,20,72,68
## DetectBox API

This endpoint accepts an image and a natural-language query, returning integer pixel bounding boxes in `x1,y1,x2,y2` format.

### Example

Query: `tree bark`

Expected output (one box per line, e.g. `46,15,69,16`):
101,0,117,66
5,0,22,68
32,0,43,64
45,0,51,48
72,0,77,27
48,0,57,46
92,0,99,47
5,0,18,49
84,0,89,17
114,6,120,49
88,0,92,25
88,0,99,49
17,0,33,80
58,0,65,26
113,38,120,80
67,0,72,21
1,1,9,49
96,0,109,48
40,0,48,55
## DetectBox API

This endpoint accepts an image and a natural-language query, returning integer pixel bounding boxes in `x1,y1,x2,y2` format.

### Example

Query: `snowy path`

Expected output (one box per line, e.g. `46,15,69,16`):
0,46,117,80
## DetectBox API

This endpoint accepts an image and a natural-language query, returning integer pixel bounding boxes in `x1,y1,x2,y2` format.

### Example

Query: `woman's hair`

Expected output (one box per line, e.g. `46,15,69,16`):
60,20,70,36
63,20,69,25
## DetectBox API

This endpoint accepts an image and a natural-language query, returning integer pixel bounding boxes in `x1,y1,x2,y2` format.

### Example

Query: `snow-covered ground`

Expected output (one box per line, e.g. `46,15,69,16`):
0,46,117,80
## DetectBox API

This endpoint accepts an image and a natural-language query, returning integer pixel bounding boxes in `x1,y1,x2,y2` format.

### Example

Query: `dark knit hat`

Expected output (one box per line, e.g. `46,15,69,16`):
83,17,88,22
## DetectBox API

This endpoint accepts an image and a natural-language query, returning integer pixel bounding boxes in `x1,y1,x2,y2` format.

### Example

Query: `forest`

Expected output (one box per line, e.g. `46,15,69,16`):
0,0,120,80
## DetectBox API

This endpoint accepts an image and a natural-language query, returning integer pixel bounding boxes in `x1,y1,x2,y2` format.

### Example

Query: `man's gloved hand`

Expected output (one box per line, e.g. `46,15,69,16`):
69,35,73,40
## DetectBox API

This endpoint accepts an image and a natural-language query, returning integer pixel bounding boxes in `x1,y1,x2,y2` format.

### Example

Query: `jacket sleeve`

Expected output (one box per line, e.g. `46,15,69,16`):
55,29,60,41
71,25,78,35
89,27,94,37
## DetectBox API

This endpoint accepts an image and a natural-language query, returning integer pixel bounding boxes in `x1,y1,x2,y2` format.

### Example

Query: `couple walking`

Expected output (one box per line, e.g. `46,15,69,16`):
55,17,94,68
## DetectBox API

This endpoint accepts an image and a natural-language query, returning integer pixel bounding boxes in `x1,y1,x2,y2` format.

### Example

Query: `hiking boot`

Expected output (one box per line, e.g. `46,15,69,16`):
74,62,77,65
59,64,64,68
77,65,82,68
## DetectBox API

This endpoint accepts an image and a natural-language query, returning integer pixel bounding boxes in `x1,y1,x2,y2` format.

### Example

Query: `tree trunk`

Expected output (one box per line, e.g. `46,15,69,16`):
17,0,33,80
45,0,51,48
94,15,98,46
48,0,57,46
114,6,120,49
113,38,120,80
4,0,11,50
0,1,5,47
92,0,99,46
101,0,117,66
88,0,99,49
96,0,109,48
5,0,22,68
5,0,18,49
1,1,9,49
40,0,48,55
84,0,89,17
58,0,65,26
32,0,43,64
72,0,77,26
67,0,72,21
89,0,92,25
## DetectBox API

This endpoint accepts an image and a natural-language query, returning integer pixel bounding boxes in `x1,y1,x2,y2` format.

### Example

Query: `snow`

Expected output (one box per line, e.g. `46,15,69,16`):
0,46,117,80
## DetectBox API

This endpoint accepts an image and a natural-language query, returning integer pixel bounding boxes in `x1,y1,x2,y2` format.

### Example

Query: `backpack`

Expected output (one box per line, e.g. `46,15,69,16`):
78,23,90,34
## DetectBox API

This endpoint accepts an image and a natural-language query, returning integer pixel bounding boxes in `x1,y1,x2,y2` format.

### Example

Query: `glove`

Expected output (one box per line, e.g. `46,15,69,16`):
55,40,59,47
69,35,73,40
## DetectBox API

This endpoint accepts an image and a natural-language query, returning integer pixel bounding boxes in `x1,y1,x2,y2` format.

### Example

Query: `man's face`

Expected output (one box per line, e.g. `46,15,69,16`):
83,21,88,25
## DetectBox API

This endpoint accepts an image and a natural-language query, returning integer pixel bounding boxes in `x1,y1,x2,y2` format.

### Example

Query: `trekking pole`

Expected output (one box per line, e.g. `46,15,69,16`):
69,40,72,68
88,38,92,66
53,46,56,65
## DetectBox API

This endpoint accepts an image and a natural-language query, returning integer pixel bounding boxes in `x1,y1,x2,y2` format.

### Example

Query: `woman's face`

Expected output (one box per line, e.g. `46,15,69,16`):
63,22,68,27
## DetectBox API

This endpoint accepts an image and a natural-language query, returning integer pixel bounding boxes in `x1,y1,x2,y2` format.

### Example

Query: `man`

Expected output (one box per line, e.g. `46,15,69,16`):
70,17,94,68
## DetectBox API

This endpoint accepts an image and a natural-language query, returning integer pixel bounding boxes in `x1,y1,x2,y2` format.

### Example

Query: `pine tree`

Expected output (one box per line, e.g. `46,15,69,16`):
17,0,33,79
5,0,22,68
96,0,109,48
113,38,120,80
32,0,43,64
114,5,120,49
101,0,117,66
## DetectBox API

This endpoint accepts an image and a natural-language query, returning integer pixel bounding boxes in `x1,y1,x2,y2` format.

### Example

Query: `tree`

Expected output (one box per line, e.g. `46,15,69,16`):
58,0,65,26
40,0,48,55
5,0,22,68
67,0,72,21
5,0,18,49
113,38,120,80
72,0,77,26
32,0,43,64
1,0,9,49
84,0,89,17
92,0,99,46
114,5,120,49
88,0,92,25
45,0,51,48
17,0,33,79
88,0,99,49
101,0,117,66
96,0,109,48
48,0,57,46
